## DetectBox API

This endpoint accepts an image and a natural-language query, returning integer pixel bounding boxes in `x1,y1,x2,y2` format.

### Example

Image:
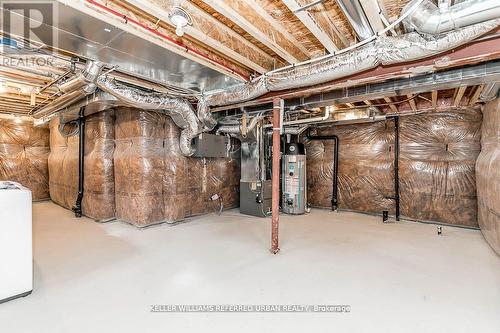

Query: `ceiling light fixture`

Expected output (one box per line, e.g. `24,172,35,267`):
169,6,192,37
0,82,7,94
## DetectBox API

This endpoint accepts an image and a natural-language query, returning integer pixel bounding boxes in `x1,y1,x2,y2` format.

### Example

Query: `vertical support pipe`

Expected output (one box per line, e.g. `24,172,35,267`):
393,116,400,221
307,129,339,211
73,106,86,218
271,98,281,254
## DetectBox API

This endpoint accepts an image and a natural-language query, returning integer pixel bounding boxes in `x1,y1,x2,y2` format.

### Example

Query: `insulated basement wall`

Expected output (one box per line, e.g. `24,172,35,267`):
305,121,396,214
0,117,50,200
305,108,482,227
399,108,482,227
114,107,240,227
48,112,116,221
477,99,500,255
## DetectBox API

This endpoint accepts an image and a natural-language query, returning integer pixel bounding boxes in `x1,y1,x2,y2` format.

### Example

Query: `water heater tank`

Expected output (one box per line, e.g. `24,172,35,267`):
282,143,306,215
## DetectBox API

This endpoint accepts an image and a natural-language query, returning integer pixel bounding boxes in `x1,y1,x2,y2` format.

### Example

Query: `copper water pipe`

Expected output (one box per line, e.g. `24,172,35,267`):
271,98,281,254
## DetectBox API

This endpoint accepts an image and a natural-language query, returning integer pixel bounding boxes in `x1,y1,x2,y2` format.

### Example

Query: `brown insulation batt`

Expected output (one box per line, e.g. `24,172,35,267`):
304,109,482,227
0,117,50,200
304,120,396,214
476,99,500,255
114,108,240,227
48,112,115,221
399,108,482,227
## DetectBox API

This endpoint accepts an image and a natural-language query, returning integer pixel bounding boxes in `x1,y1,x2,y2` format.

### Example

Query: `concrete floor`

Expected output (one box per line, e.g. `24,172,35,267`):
0,202,499,332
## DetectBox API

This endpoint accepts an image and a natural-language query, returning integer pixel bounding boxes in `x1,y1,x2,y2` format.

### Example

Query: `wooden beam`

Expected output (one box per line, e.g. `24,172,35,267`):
454,86,467,106
281,0,341,53
359,0,385,33
431,90,438,109
384,97,398,113
125,0,274,73
468,84,484,106
241,0,313,58
363,100,372,105
407,94,417,111
201,0,306,63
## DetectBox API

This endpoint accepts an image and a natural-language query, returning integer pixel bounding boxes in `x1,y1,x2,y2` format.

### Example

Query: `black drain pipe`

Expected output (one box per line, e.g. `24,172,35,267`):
387,116,400,221
307,129,339,211
72,106,86,218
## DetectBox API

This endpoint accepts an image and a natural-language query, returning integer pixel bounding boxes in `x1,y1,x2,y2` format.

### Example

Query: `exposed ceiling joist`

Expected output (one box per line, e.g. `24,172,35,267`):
124,0,274,73
281,0,342,53
454,86,467,106
432,90,438,109
240,0,313,58
201,0,307,63
384,97,398,113
56,0,248,83
358,0,385,33
407,94,417,111
469,85,484,106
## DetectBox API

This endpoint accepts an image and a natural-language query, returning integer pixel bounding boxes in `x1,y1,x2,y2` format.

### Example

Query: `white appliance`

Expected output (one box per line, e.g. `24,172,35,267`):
0,181,32,303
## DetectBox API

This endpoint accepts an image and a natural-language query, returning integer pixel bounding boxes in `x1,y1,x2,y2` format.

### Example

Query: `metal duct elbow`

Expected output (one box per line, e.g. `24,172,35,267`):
34,61,104,119
59,61,104,93
216,124,241,135
336,0,374,40
96,76,202,156
402,0,500,34
216,115,263,136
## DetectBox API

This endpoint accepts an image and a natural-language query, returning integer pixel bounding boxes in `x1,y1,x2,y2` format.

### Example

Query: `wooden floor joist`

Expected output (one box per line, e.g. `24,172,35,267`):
123,0,275,73
468,85,484,106
407,94,417,111
431,90,438,109
201,0,308,63
384,97,398,113
454,86,467,106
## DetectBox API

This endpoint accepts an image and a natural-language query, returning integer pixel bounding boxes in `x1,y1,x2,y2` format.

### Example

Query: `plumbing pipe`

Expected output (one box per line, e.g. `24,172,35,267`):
387,115,400,221
306,129,339,211
72,106,86,218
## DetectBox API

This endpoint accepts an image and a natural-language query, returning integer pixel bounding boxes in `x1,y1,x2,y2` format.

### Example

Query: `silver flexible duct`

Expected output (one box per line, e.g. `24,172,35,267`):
336,0,374,40
197,96,217,131
96,76,202,156
205,20,498,107
402,0,500,34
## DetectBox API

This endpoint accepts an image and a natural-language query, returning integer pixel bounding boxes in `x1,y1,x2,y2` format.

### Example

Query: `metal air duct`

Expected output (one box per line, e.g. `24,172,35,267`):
33,61,104,119
205,20,499,107
402,0,500,34
336,0,374,40
96,76,202,156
